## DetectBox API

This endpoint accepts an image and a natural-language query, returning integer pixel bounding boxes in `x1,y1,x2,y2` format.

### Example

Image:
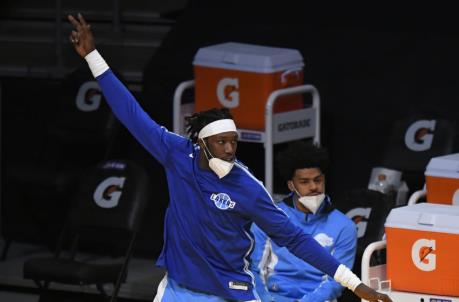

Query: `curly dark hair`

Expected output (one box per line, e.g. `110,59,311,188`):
185,107,234,143
276,140,330,181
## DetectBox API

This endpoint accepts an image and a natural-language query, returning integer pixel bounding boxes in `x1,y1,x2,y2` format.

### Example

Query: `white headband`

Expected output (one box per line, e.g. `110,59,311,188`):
198,119,237,139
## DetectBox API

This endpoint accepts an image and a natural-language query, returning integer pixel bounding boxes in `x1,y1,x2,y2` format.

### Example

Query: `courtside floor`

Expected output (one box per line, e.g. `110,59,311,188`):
0,238,165,301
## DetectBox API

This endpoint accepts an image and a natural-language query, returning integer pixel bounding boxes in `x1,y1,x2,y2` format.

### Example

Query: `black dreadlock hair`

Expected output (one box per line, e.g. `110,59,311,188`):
185,107,234,143
276,140,330,182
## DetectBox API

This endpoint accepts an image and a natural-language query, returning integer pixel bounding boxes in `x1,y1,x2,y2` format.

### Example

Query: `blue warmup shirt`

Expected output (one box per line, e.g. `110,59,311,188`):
251,195,357,302
95,69,341,301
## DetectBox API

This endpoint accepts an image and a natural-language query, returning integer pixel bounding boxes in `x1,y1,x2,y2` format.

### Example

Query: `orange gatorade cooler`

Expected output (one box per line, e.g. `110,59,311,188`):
385,203,459,296
425,153,459,205
193,42,304,130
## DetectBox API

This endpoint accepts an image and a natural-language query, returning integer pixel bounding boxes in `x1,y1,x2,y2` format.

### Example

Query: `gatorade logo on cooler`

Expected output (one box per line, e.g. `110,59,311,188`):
346,207,372,238
93,176,126,208
217,78,239,108
404,119,436,151
411,238,436,271
76,81,102,112
453,189,459,205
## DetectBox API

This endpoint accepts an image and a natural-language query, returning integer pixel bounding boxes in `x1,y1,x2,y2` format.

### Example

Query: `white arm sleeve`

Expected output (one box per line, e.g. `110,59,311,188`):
84,49,109,78
333,264,362,292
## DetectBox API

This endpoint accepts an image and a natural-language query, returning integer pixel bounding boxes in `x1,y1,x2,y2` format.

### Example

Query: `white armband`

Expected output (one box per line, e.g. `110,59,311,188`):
333,264,362,292
84,49,109,78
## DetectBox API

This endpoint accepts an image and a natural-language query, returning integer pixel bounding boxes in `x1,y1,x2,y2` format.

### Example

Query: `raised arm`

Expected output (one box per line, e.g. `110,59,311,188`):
67,13,186,165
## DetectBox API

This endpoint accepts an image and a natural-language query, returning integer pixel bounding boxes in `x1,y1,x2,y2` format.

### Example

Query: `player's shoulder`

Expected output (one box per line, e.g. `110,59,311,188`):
234,161,263,183
233,161,271,196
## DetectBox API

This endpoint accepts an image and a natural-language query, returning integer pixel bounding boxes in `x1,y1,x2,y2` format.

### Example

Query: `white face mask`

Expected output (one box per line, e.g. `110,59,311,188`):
208,158,234,179
294,190,326,214
201,139,234,179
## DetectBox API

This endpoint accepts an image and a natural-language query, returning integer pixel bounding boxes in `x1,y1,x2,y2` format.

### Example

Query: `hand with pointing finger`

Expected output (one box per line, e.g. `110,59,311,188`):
68,13,95,58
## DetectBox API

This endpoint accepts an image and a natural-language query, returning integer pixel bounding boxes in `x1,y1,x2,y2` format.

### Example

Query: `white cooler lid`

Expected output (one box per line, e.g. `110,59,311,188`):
385,203,459,234
425,153,459,178
193,42,304,73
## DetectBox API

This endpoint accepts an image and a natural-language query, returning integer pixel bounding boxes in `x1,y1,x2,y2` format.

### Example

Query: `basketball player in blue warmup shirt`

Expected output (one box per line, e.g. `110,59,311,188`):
251,142,357,302
68,14,392,302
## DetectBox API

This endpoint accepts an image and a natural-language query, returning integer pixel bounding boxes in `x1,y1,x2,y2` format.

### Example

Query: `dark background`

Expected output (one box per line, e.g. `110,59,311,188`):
2,0,459,259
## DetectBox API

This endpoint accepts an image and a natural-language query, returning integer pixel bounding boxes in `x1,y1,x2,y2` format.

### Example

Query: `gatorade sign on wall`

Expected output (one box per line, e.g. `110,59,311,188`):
75,81,102,112
404,119,436,151
93,176,126,208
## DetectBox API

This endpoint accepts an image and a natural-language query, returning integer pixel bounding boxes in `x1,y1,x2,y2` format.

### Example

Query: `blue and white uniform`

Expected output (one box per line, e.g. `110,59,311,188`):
94,68,342,301
251,195,357,302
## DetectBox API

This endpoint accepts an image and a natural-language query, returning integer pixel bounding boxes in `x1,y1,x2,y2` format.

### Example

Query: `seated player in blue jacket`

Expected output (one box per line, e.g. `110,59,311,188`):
68,13,391,302
251,141,357,302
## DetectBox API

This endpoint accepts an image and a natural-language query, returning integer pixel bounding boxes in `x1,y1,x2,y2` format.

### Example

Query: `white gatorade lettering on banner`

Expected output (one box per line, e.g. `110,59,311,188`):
346,207,372,238
404,120,436,151
217,78,239,108
76,81,102,112
93,177,126,208
411,238,436,271
453,189,459,205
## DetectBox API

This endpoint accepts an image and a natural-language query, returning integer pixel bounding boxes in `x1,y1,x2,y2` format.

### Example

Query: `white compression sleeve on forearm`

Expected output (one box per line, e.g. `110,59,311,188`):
84,49,109,78
333,264,362,292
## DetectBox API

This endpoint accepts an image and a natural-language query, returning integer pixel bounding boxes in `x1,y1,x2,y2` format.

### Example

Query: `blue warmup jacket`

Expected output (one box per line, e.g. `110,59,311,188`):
251,194,357,302
95,69,341,301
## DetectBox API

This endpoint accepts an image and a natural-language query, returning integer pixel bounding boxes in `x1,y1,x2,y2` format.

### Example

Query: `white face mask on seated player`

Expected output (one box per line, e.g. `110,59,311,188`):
198,119,237,179
292,183,326,214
